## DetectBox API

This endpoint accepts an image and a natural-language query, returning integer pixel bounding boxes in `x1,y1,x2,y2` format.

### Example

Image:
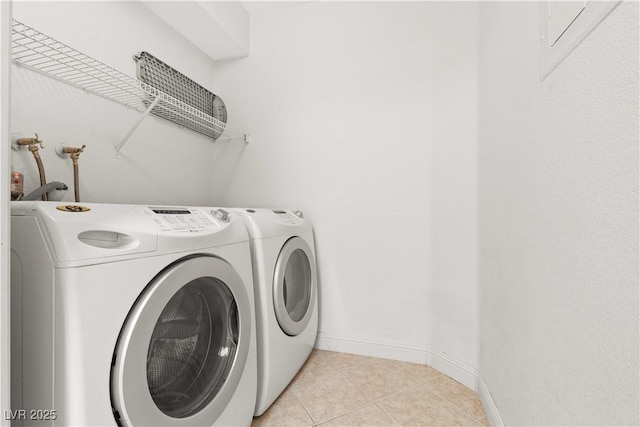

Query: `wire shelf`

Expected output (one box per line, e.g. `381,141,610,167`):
11,20,248,154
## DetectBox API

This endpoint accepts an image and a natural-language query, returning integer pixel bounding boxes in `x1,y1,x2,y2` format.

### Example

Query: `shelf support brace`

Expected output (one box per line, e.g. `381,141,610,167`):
114,95,161,157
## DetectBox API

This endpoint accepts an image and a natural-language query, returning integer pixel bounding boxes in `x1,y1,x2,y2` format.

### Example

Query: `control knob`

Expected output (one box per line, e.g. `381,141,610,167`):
213,209,230,222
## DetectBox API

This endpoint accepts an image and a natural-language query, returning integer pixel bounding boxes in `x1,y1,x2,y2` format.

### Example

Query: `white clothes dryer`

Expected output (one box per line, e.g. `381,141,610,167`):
234,208,318,416
10,201,257,427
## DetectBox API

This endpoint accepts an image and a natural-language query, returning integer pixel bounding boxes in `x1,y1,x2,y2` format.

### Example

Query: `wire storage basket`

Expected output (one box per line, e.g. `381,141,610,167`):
11,20,247,151
135,51,228,140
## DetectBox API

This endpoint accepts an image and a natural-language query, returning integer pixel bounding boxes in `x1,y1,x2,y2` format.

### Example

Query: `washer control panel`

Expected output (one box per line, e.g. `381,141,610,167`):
137,207,222,232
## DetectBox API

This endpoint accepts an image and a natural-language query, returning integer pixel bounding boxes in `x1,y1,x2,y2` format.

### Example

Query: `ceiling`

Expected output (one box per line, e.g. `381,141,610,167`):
142,1,313,60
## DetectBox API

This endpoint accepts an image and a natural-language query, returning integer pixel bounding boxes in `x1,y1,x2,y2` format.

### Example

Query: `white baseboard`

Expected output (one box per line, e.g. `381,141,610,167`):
315,332,430,365
427,347,478,391
315,332,478,391
315,332,505,425
478,375,505,427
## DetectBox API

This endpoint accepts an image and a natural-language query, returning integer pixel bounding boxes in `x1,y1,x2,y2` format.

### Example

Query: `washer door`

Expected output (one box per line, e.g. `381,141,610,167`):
273,237,316,336
111,256,251,426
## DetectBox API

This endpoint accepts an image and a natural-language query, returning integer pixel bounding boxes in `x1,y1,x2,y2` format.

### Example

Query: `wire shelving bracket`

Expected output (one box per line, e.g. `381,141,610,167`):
11,20,249,157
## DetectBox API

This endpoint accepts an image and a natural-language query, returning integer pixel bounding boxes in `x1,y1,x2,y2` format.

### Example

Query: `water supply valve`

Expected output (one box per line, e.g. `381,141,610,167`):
56,144,86,164
13,133,45,151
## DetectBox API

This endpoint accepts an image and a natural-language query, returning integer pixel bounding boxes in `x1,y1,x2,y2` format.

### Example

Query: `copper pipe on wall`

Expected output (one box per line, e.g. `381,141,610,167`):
33,153,47,201
61,145,86,202
73,163,80,202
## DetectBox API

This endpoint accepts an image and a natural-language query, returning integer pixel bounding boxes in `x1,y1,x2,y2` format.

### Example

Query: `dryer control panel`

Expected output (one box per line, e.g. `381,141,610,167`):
272,209,304,226
236,207,313,239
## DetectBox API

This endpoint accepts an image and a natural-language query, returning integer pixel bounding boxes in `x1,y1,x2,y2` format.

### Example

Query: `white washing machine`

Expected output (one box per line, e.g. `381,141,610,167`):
10,201,257,426
234,208,318,416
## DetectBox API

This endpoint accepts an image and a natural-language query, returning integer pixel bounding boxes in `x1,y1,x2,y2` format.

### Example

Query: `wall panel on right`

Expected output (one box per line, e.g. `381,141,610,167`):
478,1,639,425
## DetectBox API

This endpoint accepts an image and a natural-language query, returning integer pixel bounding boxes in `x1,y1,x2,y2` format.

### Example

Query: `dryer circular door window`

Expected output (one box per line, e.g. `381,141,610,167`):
111,256,251,426
273,236,316,336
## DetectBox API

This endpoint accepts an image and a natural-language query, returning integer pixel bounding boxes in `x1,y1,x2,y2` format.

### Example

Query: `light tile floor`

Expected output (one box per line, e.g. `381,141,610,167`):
252,350,489,427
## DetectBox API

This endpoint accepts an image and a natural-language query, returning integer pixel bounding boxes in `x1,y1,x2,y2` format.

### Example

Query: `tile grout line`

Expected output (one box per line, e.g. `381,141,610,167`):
256,350,488,427
422,383,486,423
372,377,483,426
337,357,461,425
289,386,321,426
303,370,377,426
373,401,403,426
289,366,374,426
329,372,376,423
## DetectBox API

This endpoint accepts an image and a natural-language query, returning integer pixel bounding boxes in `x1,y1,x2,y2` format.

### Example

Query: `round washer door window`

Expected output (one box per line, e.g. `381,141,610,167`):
273,237,316,336
111,256,251,427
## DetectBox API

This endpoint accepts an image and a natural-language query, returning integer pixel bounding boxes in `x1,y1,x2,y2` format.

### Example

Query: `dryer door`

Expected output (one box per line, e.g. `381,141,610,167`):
111,256,251,426
273,237,316,336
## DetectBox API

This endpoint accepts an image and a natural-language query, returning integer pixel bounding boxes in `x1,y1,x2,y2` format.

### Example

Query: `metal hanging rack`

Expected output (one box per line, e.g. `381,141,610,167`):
11,20,249,156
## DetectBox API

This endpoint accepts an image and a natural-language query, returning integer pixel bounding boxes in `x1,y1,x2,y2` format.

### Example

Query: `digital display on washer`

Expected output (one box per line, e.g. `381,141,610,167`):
152,208,191,215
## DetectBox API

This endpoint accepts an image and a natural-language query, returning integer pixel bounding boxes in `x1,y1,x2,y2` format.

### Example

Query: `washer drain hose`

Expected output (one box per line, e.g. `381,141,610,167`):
23,181,68,201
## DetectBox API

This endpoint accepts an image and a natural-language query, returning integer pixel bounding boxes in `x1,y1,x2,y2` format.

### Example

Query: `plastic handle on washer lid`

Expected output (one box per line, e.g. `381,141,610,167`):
77,230,138,249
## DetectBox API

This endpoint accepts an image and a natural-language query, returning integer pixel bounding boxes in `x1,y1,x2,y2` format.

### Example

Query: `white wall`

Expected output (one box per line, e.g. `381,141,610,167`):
11,1,225,206
429,2,479,371
1,2,12,424
478,1,639,425
212,2,479,370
